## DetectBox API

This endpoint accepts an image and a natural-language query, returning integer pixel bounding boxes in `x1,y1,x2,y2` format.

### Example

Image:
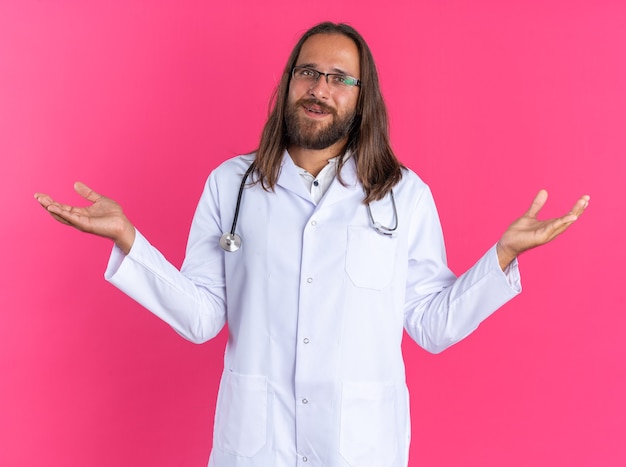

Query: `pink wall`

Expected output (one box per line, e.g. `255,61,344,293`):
1,1,624,465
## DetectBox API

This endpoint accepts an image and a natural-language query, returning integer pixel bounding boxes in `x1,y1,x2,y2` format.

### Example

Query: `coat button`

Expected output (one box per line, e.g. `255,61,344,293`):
306,277,313,283
303,338,310,344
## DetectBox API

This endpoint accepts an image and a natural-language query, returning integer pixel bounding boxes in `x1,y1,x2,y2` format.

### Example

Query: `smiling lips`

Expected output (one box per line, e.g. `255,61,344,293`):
306,106,328,115
300,99,335,117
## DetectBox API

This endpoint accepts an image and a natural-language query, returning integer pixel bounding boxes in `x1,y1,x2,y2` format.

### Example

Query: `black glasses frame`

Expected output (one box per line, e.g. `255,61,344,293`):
291,66,361,88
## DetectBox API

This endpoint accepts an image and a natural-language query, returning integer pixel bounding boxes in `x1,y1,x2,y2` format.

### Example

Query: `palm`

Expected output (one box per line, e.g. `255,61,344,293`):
497,189,589,268
35,182,134,251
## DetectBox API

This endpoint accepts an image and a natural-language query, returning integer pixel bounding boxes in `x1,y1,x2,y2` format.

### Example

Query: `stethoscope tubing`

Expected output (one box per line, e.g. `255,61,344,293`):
367,190,398,236
229,162,256,235
219,162,255,252
220,161,398,252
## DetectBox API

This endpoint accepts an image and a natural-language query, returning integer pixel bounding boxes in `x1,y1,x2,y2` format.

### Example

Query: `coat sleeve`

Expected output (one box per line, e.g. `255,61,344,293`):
403,185,522,354
104,172,228,344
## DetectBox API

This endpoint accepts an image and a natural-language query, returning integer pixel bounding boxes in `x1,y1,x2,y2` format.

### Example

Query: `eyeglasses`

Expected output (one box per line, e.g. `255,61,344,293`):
291,66,361,89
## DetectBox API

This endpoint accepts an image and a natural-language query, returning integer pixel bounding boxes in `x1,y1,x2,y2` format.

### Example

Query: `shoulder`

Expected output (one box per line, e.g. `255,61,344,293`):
396,167,431,198
196,154,256,203
388,167,442,223
202,154,256,189
210,153,256,180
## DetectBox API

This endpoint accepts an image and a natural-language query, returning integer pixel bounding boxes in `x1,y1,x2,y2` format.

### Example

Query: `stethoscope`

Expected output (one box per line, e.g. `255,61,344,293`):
219,162,398,252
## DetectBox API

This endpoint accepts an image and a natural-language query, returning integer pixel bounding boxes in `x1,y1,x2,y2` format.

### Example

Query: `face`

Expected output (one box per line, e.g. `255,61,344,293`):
285,33,361,151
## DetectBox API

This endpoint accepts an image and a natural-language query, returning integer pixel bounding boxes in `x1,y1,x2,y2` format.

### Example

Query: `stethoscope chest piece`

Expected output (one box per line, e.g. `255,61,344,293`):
220,162,255,253
220,232,242,252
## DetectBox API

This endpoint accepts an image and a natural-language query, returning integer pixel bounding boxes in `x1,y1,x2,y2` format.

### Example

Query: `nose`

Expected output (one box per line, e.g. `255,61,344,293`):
308,75,331,99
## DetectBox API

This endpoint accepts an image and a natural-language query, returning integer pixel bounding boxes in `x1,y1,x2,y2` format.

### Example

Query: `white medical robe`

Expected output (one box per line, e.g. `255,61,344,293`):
105,152,521,466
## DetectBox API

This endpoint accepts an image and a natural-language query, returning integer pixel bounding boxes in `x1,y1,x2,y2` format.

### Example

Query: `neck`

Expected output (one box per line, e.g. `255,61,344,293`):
287,139,347,177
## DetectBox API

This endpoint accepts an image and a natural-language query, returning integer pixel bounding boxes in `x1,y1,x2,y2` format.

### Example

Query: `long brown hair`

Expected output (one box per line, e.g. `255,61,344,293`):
255,22,403,203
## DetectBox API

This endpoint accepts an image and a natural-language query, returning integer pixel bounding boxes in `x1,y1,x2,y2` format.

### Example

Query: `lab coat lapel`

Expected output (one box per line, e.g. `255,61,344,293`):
319,156,361,208
274,150,361,206
275,151,315,203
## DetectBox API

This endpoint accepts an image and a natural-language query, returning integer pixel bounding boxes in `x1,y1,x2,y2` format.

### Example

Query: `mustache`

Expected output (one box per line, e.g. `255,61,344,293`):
296,98,336,116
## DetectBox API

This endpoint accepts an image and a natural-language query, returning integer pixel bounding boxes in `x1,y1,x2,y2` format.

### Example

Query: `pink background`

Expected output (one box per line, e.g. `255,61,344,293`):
1,1,624,466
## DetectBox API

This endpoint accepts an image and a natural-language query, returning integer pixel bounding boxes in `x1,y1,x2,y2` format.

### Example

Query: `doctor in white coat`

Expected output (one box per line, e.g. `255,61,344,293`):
36,22,589,467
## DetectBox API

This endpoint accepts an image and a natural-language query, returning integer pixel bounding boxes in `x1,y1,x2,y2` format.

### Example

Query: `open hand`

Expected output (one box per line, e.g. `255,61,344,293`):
34,182,135,254
496,189,590,270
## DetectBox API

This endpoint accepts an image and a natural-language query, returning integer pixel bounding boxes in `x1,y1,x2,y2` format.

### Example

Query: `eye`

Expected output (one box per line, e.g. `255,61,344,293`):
299,68,317,78
331,75,348,85
331,75,359,87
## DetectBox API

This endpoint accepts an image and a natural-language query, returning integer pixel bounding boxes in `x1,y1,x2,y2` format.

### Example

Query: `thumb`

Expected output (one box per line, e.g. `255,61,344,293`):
526,189,548,218
74,181,102,203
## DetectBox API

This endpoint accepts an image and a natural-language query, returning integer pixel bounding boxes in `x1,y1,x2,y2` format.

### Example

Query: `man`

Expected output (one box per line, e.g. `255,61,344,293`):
35,22,588,467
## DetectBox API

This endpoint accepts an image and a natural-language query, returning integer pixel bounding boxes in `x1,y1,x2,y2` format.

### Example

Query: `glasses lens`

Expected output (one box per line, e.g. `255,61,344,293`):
330,75,359,87
294,67,317,81
293,67,360,88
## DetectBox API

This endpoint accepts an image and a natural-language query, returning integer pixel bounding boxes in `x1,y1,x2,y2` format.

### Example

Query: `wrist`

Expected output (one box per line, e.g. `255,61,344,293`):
114,218,136,255
496,241,517,271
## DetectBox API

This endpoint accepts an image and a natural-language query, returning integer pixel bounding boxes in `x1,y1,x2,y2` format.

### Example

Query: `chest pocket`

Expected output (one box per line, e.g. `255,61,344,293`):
345,226,397,290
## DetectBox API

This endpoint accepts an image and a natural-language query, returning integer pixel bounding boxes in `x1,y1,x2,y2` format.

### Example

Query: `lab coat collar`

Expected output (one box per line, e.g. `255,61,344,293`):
277,150,360,206
320,154,360,207
276,151,314,202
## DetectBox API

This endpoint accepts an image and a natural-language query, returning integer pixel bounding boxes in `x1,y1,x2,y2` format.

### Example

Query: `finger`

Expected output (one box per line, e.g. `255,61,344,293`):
46,202,73,217
46,203,90,230
47,210,73,226
46,200,86,214
553,196,590,226
74,181,102,203
36,197,81,219
35,194,73,226
547,218,575,238
525,189,548,218
34,193,54,208
541,213,581,242
36,193,87,215
569,195,590,218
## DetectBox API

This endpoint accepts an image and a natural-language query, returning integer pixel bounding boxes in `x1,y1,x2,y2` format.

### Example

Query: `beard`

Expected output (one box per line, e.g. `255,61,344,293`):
285,98,356,150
